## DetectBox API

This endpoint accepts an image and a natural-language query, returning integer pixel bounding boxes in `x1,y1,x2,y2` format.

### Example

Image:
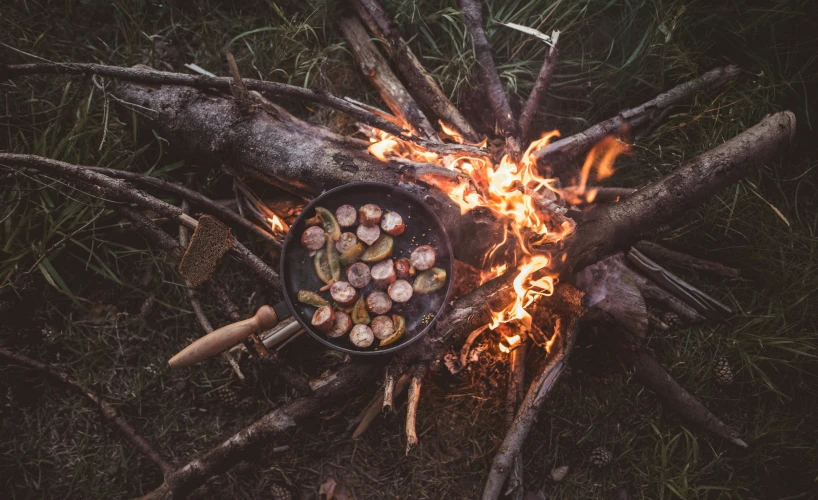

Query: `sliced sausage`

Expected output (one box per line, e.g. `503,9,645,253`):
395,258,412,280
301,226,326,251
346,262,372,289
371,315,395,340
335,204,358,228
356,223,381,246
410,245,436,271
311,305,335,332
380,211,405,236
388,279,413,303
366,291,392,315
335,232,358,253
359,204,382,227
330,281,359,307
350,324,374,348
328,311,352,338
371,259,396,288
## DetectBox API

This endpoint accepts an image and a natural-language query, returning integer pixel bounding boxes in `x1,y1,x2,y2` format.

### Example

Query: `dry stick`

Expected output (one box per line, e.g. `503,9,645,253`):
504,338,528,500
0,347,173,476
137,115,792,497
405,364,429,454
482,309,583,500
137,361,380,500
2,62,411,139
352,371,412,439
458,0,521,158
535,65,743,166
179,200,245,380
634,240,740,278
86,166,278,246
349,0,481,142
382,369,398,413
0,154,281,292
622,345,748,448
519,33,559,144
339,17,439,141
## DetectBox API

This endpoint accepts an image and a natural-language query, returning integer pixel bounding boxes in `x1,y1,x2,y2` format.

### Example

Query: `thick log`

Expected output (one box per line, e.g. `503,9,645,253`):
339,16,439,141
109,80,505,268
349,0,481,142
563,111,795,273
534,65,742,167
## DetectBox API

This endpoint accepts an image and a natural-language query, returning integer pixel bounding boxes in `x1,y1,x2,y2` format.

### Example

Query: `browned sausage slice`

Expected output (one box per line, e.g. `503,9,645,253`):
365,291,392,315
301,226,327,250
349,324,374,348
388,279,413,303
311,305,335,332
380,211,405,236
327,311,352,338
335,204,358,228
371,259,396,288
410,245,436,271
346,262,372,289
330,281,359,307
356,223,381,246
335,232,358,253
394,258,412,280
359,204,383,227
371,315,395,340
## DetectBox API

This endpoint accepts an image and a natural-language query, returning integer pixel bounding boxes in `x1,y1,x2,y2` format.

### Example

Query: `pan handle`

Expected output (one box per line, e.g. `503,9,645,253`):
168,302,290,369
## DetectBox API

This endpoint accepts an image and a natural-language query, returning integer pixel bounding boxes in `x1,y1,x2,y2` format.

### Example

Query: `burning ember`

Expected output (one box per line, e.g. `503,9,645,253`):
267,214,289,237
366,122,629,351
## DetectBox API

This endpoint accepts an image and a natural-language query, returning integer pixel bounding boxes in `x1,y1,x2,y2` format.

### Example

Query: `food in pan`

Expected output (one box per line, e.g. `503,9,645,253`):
299,203,448,350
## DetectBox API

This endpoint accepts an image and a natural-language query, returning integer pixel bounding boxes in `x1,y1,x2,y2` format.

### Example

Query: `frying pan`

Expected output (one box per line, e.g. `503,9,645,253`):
168,182,454,367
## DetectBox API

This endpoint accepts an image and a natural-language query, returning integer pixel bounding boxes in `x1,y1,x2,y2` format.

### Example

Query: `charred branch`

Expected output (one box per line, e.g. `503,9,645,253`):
339,16,439,141
519,33,559,144
348,0,481,142
459,0,521,157
534,65,743,167
634,240,740,278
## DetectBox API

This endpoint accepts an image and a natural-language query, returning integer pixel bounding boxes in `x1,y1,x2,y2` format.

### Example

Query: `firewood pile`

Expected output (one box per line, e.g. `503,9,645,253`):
0,0,797,498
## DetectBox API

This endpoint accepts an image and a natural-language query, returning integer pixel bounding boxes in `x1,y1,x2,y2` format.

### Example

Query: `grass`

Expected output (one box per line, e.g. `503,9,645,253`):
1,0,817,498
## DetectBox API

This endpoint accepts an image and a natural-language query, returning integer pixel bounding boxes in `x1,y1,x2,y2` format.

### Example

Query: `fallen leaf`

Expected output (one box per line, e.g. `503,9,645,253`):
319,477,355,500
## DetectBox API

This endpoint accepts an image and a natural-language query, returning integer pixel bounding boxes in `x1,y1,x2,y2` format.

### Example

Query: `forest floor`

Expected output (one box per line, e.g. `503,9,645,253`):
1,0,817,498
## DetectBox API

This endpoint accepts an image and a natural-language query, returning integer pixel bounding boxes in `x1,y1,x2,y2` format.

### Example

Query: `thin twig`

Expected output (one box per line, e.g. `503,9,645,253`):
405,364,428,454
3,62,412,139
352,371,411,439
0,347,173,476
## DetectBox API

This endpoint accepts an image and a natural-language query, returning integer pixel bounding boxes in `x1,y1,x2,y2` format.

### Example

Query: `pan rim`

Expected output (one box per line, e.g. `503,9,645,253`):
279,182,455,355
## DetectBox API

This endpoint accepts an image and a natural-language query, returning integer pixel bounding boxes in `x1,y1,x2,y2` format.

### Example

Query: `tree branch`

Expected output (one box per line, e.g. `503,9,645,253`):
634,240,740,278
519,33,559,144
349,0,481,142
534,65,743,166
0,347,173,476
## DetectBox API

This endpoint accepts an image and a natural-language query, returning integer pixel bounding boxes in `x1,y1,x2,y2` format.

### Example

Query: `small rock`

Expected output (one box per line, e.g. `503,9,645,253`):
551,464,570,482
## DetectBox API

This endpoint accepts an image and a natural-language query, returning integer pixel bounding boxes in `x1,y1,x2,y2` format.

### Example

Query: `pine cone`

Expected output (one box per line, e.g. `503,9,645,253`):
216,386,238,409
270,483,292,500
713,356,734,386
590,446,613,467
662,311,681,328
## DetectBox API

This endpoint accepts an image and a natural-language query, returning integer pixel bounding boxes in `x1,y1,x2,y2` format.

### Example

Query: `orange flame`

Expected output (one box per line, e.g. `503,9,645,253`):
365,121,628,350
268,214,288,236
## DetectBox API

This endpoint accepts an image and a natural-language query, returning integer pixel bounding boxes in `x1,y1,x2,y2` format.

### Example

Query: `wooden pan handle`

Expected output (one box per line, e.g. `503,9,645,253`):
168,305,279,369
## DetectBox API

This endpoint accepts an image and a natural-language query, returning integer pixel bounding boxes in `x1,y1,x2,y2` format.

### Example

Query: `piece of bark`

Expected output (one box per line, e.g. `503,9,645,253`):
348,0,481,143
519,34,559,143
534,65,742,166
459,0,521,157
0,347,173,476
108,80,506,268
339,16,439,141
634,240,740,278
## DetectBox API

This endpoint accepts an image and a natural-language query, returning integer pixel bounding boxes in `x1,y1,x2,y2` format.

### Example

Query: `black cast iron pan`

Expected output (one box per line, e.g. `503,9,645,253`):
168,182,454,367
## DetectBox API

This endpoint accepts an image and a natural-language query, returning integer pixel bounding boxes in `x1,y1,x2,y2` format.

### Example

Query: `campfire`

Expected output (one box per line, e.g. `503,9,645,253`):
0,0,797,498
